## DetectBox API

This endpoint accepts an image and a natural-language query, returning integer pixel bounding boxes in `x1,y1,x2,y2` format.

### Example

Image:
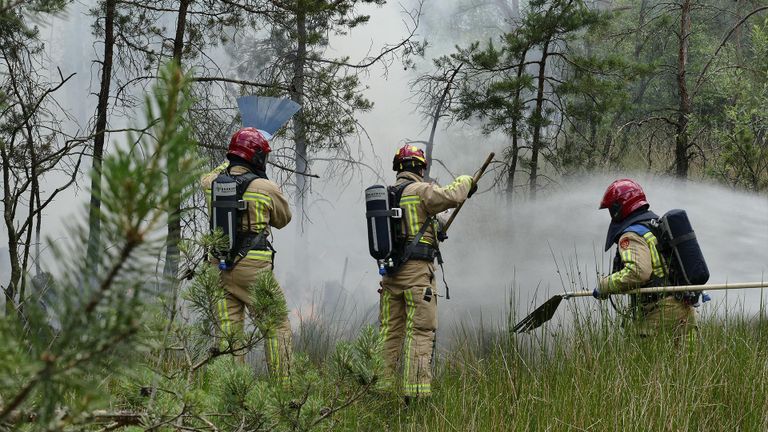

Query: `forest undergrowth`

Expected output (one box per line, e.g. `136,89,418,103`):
98,291,768,432
293,299,768,432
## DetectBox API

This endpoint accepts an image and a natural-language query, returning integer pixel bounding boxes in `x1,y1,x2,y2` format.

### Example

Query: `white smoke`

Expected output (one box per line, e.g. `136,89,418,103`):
4,1,767,336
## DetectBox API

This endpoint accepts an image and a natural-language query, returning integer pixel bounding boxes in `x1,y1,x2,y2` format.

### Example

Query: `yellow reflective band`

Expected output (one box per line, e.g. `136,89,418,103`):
400,196,420,204
642,232,667,278
251,200,262,227
242,193,270,228
399,195,425,239
401,204,419,237
205,188,212,210
380,291,392,341
404,383,431,397
266,328,280,376
609,248,635,288
243,192,272,204
246,250,273,261
218,297,231,336
404,383,432,389
403,290,416,390
404,383,432,392
446,176,471,191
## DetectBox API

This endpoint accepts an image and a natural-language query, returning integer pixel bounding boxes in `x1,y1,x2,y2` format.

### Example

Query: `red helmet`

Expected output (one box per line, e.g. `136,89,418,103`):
392,144,428,172
599,179,649,221
227,128,271,168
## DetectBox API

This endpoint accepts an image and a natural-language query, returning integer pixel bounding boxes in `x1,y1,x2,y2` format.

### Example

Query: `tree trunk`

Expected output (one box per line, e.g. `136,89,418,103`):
18,123,37,308
2,140,20,315
506,141,519,204
291,8,308,217
423,107,439,181
86,0,116,269
506,50,527,204
529,40,550,200
675,0,692,179
163,0,190,282
424,64,462,180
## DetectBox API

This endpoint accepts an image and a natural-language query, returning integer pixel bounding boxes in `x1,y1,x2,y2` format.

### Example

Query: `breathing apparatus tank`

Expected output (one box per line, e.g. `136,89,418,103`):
211,173,247,270
658,209,709,285
365,185,402,275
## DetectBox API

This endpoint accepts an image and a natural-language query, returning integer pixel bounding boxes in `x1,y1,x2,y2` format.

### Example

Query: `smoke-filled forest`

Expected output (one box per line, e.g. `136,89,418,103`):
2,0,768,430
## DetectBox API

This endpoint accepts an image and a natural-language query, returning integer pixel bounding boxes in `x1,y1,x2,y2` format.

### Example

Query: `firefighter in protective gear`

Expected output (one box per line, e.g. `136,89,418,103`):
379,144,475,398
201,127,293,377
595,179,696,339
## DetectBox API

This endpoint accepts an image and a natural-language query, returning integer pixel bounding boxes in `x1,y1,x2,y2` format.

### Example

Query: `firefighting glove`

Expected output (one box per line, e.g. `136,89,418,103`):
592,287,609,300
467,182,478,198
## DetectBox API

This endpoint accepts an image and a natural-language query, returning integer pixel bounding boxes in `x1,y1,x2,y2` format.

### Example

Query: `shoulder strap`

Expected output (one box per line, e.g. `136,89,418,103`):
390,180,414,207
624,223,651,236
637,219,665,244
234,173,259,198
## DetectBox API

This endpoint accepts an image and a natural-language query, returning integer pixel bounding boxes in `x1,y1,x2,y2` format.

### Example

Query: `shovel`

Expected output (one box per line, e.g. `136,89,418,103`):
512,281,768,333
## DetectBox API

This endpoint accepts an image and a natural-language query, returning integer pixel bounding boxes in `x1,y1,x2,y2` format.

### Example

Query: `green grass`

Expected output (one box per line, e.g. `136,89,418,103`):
329,311,768,431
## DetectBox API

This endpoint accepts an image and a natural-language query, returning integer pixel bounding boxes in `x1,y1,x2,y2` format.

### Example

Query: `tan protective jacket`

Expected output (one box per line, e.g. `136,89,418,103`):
598,231,666,295
201,162,291,262
599,229,697,338
395,171,473,246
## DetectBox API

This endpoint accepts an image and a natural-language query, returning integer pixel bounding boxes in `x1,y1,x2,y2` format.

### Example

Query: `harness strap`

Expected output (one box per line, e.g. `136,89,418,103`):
669,232,696,247
399,216,435,265
366,209,402,218
227,228,271,268
212,201,246,209
389,181,413,214
435,249,450,300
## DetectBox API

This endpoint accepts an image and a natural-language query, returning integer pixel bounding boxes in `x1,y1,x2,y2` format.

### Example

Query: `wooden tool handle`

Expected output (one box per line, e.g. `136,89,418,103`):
442,152,495,234
563,281,768,299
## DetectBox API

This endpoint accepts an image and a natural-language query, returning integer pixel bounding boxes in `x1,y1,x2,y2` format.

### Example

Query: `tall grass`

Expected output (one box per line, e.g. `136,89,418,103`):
329,305,768,431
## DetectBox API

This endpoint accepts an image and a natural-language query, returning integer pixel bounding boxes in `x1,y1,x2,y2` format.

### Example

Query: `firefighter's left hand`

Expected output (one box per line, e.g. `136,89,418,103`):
592,287,609,300
467,182,478,198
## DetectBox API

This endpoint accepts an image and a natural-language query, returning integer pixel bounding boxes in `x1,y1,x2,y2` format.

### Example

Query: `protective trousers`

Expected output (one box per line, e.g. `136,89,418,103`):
379,260,437,397
634,296,697,342
217,259,292,380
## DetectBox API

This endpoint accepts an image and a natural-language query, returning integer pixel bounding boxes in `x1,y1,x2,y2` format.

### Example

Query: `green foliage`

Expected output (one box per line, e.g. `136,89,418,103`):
104,313,386,431
332,325,385,386
706,18,768,190
0,61,200,427
250,271,290,331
